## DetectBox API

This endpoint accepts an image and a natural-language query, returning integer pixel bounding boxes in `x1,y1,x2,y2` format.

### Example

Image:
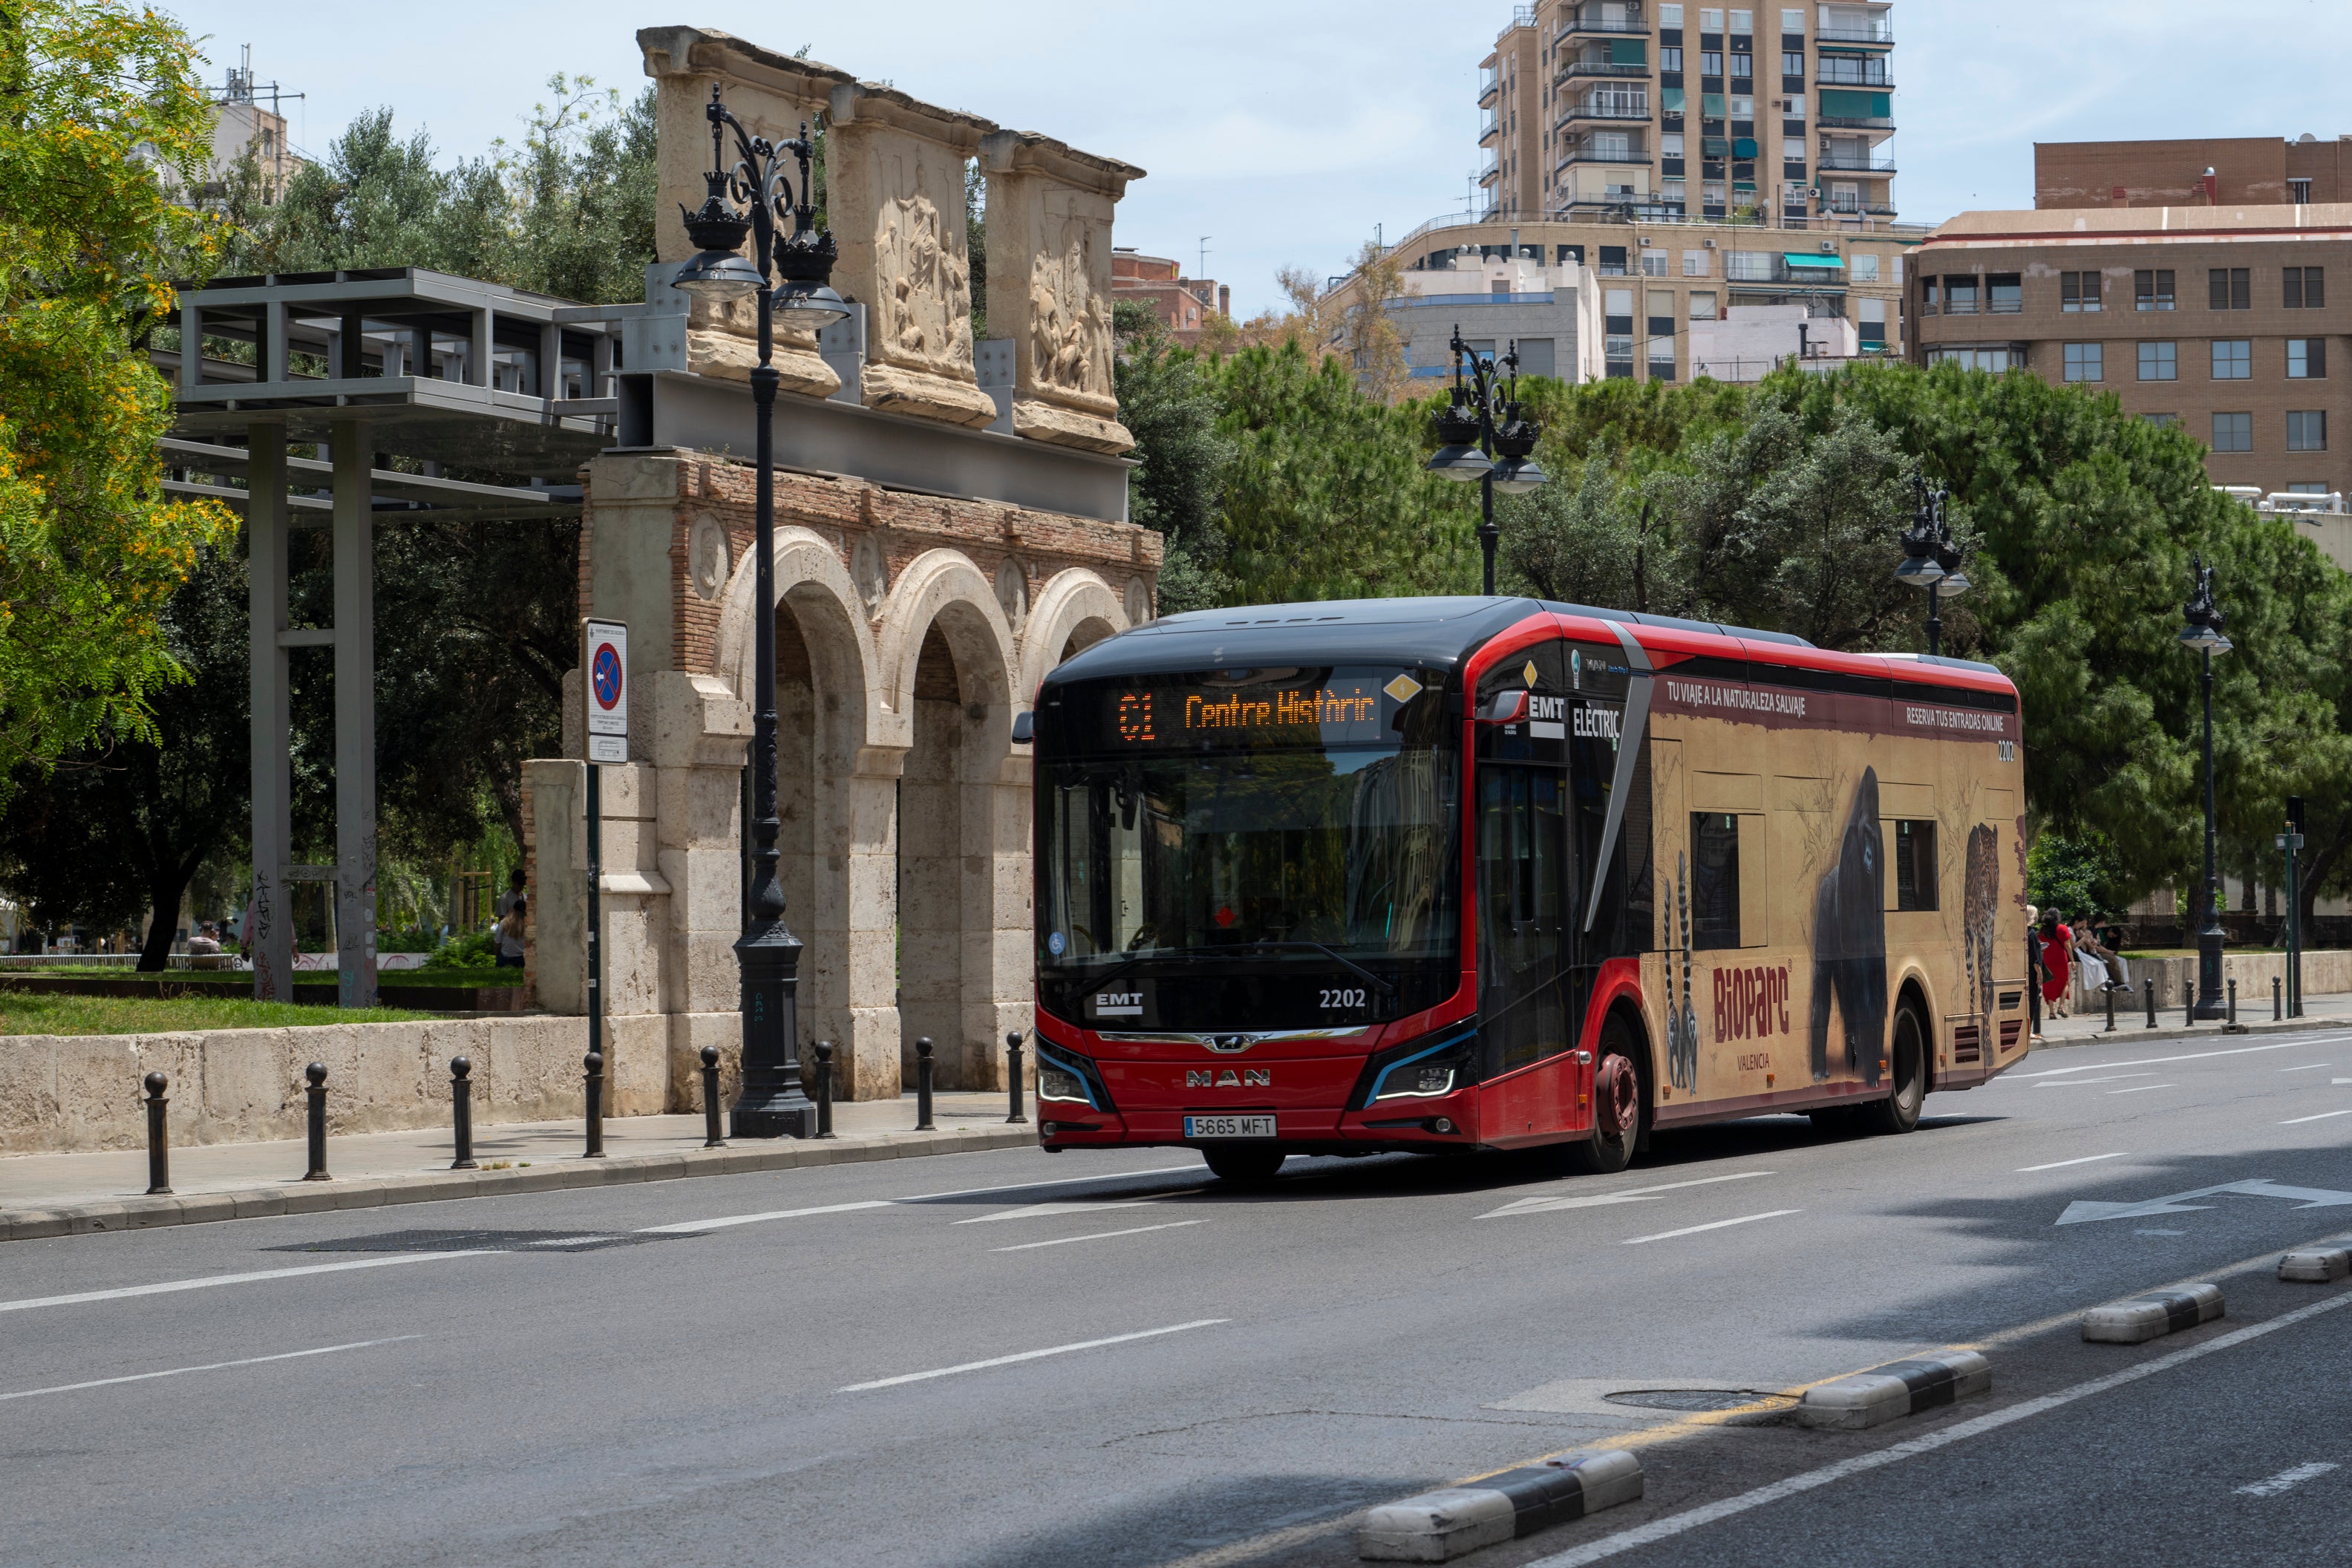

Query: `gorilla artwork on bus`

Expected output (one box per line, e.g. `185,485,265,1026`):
1807,768,1889,1085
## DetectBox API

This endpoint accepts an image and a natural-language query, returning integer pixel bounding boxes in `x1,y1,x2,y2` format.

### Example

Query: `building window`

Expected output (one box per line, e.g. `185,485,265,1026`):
1781,7,1803,28
1702,180,1727,207
1691,814,1742,949
2212,412,2253,452
1728,94,1754,118
1731,52,1753,79
2289,338,2328,379
1662,3,1685,22
1729,250,1773,280
1701,50,1724,75
1921,277,1938,315
1683,249,1711,276
2291,177,2313,204
1662,45,1685,71
1928,347,2019,371
2285,266,2326,308
2061,271,2102,312
1643,250,1669,276
2289,410,2328,451
2211,339,2252,379
1893,820,1938,911
1987,275,2022,314
2062,342,2103,382
1850,252,1880,281
1944,276,1979,314
1858,295,1886,347
1781,50,1804,78
2209,267,2251,310
1729,7,1753,30
2143,413,2178,428
2137,342,2177,381
1688,290,1719,319
2135,270,2175,311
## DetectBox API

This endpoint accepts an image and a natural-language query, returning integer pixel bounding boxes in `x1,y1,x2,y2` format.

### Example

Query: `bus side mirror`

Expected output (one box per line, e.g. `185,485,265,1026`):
1480,690,1529,725
1012,710,1036,745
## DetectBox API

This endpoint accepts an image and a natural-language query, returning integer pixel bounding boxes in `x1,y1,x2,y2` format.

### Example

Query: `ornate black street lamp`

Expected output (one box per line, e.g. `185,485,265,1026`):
2178,554,2232,1021
1425,326,1546,595
1895,477,1968,659
671,85,849,1137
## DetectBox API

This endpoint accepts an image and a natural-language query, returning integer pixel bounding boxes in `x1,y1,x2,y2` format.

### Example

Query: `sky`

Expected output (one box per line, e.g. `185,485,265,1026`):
176,1,2352,319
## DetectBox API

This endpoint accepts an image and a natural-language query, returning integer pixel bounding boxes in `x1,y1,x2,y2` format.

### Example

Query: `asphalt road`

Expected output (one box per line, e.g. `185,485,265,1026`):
7,1028,2352,1568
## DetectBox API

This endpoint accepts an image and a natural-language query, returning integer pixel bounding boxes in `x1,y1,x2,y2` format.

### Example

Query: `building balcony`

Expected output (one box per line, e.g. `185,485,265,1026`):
1478,68,1500,107
1480,114,1500,146
1480,155,1500,186
1556,58,1653,82
1819,114,1895,132
1555,143,1649,169
1817,23,1893,46
1558,4,1650,36
1815,61,1893,88
1558,93,1652,125
1817,151,1898,174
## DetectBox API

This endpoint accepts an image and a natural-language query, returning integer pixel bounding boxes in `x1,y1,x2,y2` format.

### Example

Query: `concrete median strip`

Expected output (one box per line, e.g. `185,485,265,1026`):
2278,1247,2352,1282
2080,1281,2225,1343
1793,1352,1991,1430
1359,1450,1643,1562
0,1126,1040,1244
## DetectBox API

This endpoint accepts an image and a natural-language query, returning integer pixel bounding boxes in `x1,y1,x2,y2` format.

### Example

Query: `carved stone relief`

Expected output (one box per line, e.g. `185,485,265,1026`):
852,534,888,612
689,512,731,600
994,558,1028,630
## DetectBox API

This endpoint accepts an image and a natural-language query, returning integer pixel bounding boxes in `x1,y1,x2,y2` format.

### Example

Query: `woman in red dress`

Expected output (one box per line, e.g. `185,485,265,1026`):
2037,909,2073,1017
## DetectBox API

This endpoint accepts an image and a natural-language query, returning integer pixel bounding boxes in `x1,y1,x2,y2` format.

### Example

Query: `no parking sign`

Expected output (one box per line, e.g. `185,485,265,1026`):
584,619,627,764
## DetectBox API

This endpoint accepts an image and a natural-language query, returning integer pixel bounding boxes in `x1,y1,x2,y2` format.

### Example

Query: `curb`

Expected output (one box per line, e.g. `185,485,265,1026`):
0,1125,1040,1244
1794,1352,1990,1430
2082,1282,2226,1344
2279,1248,2352,1283
1359,1451,1643,1563
2027,1015,2352,1052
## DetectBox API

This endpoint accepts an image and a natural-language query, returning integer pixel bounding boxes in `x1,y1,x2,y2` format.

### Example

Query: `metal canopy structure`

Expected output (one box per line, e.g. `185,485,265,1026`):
164,270,649,1005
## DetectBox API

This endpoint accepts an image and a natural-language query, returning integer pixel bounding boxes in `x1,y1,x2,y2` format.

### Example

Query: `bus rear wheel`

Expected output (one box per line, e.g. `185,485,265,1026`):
1567,1021,1643,1175
1203,1146,1287,1183
1862,1004,1928,1136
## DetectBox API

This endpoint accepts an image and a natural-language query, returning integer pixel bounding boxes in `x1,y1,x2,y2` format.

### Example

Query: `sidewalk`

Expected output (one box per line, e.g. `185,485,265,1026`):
0,1091,1032,1243
2028,987,2352,1050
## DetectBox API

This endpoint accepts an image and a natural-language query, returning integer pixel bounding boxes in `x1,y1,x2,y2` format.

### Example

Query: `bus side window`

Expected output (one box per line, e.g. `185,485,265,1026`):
1690,812,1742,949
1893,820,1938,911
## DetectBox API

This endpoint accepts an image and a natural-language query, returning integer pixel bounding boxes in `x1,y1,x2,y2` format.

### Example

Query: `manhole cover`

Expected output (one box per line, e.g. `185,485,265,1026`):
269,1228,690,1255
1603,1388,1796,1414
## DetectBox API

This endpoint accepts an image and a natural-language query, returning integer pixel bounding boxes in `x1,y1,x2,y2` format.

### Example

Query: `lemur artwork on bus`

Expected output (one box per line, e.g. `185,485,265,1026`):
1808,768,1889,1087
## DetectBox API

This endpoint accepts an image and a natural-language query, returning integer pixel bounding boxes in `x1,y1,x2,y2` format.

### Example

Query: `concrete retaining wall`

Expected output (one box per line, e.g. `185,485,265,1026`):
2074,950,2352,1012
0,1015,621,1157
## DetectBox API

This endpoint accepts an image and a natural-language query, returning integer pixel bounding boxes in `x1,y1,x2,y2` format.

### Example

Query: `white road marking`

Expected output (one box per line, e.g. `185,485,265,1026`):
2332,1078,2352,1085
636,1164,1205,1235
2108,1083,2178,1094
2281,1108,2352,1126
2059,1178,2352,1226
2016,1153,2132,1172
954,1199,1167,1226
0,1337,419,1403
2012,1041,2310,1079
2036,1074,2156,1088
991,1221,1209,1252
0,1252,492,1316
837,1319,1229,1391
2278,1062,2334,1072
1483,1171,1777,1221
1622,1210,1800,1246
2235,1462,2339,1497
1525,1287,2352,1567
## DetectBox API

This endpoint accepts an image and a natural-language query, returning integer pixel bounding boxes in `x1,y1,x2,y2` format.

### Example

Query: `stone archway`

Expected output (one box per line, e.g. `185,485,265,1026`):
1019,569,1130,708
713,527,900,1099
878,551,1020,1091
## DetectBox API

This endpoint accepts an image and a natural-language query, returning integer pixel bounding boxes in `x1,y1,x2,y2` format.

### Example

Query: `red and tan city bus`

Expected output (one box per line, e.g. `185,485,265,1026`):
1027,596,2029,1180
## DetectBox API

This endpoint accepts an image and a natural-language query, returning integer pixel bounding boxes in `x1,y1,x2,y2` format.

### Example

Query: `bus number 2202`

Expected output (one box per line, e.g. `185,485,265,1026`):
1996,740,2016,762
1322,987,1367,1011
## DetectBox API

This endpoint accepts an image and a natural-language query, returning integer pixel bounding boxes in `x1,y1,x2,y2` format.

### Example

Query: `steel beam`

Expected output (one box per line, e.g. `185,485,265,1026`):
331,422,379,1007
246,430,296,999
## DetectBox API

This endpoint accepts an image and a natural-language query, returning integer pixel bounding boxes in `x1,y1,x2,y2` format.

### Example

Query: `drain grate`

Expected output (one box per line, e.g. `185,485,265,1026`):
268,1228,690,1255
1603,1388,1797,1415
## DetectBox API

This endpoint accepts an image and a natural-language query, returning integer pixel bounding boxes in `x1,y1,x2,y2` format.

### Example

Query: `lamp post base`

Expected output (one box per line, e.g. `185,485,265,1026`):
731,1101,817,1140
2192,927,2228,1020
731,916,814,1140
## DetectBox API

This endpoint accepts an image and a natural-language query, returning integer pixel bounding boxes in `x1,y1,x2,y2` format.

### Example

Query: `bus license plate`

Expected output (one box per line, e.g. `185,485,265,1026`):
1183,1114,1275,1140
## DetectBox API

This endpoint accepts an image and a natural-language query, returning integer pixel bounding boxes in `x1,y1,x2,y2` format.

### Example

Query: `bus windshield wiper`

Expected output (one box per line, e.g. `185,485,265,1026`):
1237,940,1398,998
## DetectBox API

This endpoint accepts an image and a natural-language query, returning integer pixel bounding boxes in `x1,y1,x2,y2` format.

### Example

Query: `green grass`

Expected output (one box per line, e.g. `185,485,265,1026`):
0,964,519,988
0,991,437,1036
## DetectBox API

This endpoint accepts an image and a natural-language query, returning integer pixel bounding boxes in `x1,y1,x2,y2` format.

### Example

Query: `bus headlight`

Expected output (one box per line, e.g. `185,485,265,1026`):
1369,1037,1474,1102
1384,1064,1455,1098
1039,1068,1089,1102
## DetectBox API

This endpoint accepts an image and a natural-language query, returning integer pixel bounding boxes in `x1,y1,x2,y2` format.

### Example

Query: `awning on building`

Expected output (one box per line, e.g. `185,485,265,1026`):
1781,252,1846,269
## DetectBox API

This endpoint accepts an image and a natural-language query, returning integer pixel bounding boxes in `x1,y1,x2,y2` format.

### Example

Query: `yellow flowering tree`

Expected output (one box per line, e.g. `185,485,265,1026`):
0,1,234,800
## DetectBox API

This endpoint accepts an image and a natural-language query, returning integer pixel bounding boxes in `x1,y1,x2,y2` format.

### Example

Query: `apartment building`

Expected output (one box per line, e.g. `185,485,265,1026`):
1327,211,1916,385
2037,134,2352,211
1909,204,2352,566
204,47,301,204
1478,1,1896,227
1111,250,1231,344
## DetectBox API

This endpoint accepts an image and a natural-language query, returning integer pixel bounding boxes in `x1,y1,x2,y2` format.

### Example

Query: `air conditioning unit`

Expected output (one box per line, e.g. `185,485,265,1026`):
1820,240,1836,252
1639,236,1653,246
1703,238,1716,248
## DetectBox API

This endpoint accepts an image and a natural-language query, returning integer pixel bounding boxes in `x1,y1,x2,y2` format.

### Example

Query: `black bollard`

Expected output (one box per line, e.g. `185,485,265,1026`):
2144,976,2157,1029
701,1045,726,1149
1006,1030,1029,1125
915,1036,936,1131
2228,978,2238,1025
2105,981,2116,1033
2184,990,2193,1028
814,1041,836,1139
143,1071,172,1195
583,1051,605,1158
449,1056,477,1170
302,1062,330,1181
2276,975,2284,1021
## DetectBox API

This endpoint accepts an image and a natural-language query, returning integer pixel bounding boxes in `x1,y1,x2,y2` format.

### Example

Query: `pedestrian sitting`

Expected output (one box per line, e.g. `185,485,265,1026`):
2077,923,2129,993
186,921,226,971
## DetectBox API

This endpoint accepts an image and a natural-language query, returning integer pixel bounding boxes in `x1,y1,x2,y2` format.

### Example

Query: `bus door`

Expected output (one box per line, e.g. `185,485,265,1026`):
1473,643,1573,1145
1562,639,1639,1080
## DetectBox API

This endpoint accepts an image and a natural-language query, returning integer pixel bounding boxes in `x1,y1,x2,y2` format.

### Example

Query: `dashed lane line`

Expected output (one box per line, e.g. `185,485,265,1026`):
838,1319,1229,1391
2108,1084,2178,1094
2011,1040,2313,1079
2236,1463,2339,1497
2016,1153,2132,1172
0,1252,494,1315
2281,1108,2352,1126
991,1221,1209,1252
1621,1210,1800,1246
0,1336,419,1402
637,1164,1206,1235
1523,1286,2352,1567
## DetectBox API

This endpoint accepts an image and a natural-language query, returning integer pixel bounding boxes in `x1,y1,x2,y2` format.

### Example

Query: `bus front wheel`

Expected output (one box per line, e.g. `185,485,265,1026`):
1203,1146,1287,1183
1567,1022,1643,1175
1861,1004,1928,1136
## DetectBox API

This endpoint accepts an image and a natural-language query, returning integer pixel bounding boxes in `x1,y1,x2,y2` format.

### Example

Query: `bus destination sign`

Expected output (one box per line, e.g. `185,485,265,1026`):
1102,669,1425,751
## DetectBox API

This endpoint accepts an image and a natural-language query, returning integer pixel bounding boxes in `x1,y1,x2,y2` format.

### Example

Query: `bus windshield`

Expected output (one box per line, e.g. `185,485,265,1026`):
1036,667,1460,1029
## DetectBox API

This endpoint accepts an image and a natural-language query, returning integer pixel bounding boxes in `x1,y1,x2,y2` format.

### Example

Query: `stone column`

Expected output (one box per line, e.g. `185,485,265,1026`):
981,130,1143,454
825,82,1000,428
650,671,753,1110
